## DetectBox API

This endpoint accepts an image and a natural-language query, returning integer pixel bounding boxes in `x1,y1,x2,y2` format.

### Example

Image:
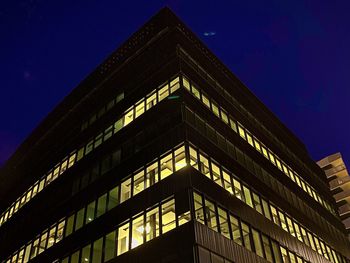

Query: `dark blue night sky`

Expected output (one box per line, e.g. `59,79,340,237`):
1,1,349,168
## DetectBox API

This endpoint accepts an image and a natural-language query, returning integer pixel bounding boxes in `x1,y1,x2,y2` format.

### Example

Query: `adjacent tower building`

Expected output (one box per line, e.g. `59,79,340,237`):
317,153,350,239
1,8,349,263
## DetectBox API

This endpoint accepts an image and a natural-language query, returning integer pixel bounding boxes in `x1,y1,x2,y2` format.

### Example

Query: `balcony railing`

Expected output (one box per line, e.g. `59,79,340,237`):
334,189,350,202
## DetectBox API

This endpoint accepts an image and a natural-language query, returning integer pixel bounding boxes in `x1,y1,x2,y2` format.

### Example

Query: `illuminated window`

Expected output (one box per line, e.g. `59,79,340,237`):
146,93,157,110
65,214,75,237
275,158,282,170
282,164,289,176
121,178,131,203
241,222,252,251
161,199,176,234
146,207,159,241
229,117,238,132
94,132,103,148
268,152,276,165
178,211,191,226
243,186,253,208
114,118,123,133
271,240,282,263
38,231,48,254
56,220,65,243
246,133,254,146
278,211,288,232
71,250,80,262
270,206,280,226
238,125,246,139
201,92,210,108
60,159,68,175
174,146,186,171
261,198,271,220
211,161,222,187
288,252,296,263
160,153,173,180
86,139,94,155
85,201,96,224
96,194,107,218
104,232,117,262
211,101,220,117
221,109,229,124
133,170,144,196
314,237,322,255
254,139,261,152
104,125,113,141
108,186,119,210
252,228,264,257
92,238,103,263
170,77,180,93
300,227,309,246
262,234,273,262
280,247,289,263
199,153,210,178
135,100,145,119
230,215,242,245
252,192,262,214
47,225,56,248
30,239,38,259
233,178,242,200
182,76,190,90
117,222,129,256
261,146,268,159
189,146,198,169
218,207,230,239
75,207,85,230
193,192,205,225
146,162,159,188
131,214,144,249
286,216,295,237
293,222,303,242
222,169,233,194
191,85,200,99
307,232,316,250
81,244,91,263
123,107,134,126
205,199,218,231
158,84,169,101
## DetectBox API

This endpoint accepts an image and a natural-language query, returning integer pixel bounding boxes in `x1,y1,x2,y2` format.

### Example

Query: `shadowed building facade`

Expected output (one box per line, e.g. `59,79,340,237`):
317,153,350,239
1,8,350,263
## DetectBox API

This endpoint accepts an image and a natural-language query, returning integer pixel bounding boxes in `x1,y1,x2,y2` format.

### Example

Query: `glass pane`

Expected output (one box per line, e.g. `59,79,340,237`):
85,201,96,224
252,192,262,214
146,207,160,241
146,93,157,110
212,101,220,117
262,235,273,262
133,170,145,196
192,85,200,99
218,207,230,239
65,214,75,237
238,125,246,139
189,146,198,169
278,211,288,232
222,169,233,194
104,231,116,262
246,133,254,146
108,186,119,210
161,199,176,234
252,228,264,257
243,186,253,208
204,199,218,231
174,146,186,171
270,206,280,226
135,100,145,118
146,162,159,187
261,198,271,220
202,93,210,108
123,107,134,126
96,194,107,218
199,153,210,178
158,84,169,101
211,161,222,187
233,178,242,200
121,178,132,203
280,247,289,263
81,244,91,263
131,214,144,249
39,231,48,254
71,250,80,263
75,207,85,230
47,225,56,248
286,216,295,237
178,211,191,226
182,76,190,90
193,192,205,225
271,240,282,263
117,222,130,256
56,220,65,243
241,222,252,251
230,215,242,245
160,153,173,180
92,238,103,263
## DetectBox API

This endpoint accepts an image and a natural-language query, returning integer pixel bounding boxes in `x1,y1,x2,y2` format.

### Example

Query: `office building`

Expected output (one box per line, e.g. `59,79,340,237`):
318,153,350,238
1,7,350,263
